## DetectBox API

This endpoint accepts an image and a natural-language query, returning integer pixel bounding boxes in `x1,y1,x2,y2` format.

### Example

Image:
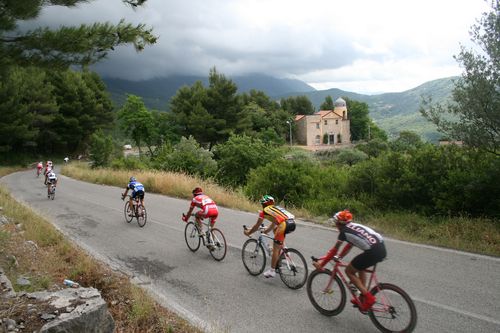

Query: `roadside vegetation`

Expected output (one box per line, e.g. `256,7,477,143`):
0,169,202,333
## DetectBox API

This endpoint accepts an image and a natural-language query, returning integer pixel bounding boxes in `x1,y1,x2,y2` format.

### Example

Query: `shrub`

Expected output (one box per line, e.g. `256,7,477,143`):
213,134,281,187
157,136,216,178
244,158,316,207
89,129,113,168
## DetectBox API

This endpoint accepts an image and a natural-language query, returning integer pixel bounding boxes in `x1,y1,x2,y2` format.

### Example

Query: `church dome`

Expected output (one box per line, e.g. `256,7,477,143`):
335,97,346,107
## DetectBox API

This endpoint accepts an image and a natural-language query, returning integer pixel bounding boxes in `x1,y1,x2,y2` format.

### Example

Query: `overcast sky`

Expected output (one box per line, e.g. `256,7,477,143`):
26,0,490,94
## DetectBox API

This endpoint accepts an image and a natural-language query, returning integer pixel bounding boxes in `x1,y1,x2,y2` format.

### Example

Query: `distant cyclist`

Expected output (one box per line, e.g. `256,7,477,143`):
244,195,296,278
46,170,58,197
121,177,145,214
312,210,386,312
36,161,43,176
43,162,53,185
182,187,219,247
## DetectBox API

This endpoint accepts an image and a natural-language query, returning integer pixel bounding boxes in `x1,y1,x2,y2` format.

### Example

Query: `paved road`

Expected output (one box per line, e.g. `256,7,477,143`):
2,170,500,333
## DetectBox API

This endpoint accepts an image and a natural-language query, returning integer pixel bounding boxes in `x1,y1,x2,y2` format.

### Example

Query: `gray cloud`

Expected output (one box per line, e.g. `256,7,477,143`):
18,0,489,93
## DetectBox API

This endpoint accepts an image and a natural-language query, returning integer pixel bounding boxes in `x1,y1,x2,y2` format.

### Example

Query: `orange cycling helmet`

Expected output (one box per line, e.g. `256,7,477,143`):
192,187,203,196
333,210,353,224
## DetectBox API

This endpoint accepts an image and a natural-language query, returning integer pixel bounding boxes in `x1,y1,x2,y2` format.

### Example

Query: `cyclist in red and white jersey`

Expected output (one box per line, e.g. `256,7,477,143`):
182,187,219,237
313,210,386,312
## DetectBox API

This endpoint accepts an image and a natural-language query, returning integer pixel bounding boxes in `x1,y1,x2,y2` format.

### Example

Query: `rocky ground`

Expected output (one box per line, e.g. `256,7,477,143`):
0,271,58,333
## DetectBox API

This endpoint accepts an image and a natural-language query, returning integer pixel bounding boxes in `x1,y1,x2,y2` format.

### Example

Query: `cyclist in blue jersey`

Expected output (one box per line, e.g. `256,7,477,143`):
121,176,146,214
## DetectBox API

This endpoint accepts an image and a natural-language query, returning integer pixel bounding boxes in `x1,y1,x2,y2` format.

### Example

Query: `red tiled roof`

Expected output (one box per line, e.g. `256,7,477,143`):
295,115,305,121
315,110,332,117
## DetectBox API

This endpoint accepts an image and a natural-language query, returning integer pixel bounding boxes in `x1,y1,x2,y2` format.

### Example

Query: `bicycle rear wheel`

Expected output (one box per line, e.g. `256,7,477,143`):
137,205,147,227
124,202,133,223
277,248,308,289
306,269,346,316
209,228,227,261
241,239,266,276
368,283,417,333
50,187,55,200
184,222,201,252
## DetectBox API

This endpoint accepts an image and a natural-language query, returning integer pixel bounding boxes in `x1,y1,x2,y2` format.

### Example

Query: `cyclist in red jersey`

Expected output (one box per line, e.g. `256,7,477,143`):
182,187,219,243
244,195,296,278
36,161,43,175
313,210,386,312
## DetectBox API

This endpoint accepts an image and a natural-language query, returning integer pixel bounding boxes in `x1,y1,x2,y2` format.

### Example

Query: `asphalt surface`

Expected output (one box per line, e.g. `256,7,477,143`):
1,169,499,333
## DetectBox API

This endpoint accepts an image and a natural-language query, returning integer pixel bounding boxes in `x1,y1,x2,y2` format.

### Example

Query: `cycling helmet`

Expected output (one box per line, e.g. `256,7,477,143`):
333,210,353,224
260,195,275,207
129,176,136,182
192,187,203,196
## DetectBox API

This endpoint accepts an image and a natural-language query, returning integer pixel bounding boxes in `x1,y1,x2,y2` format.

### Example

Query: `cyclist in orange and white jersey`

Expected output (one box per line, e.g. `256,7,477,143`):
244,195,296,278
182,187,219,235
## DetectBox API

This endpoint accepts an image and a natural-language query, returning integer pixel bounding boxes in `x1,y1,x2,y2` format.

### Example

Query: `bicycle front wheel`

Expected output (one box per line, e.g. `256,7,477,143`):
184,222,201,252
277,248,308,289
124,202,133,223
241,239,266,276
368,283,417,333
137,205,147,227
209,228,227,261
306,269,346,316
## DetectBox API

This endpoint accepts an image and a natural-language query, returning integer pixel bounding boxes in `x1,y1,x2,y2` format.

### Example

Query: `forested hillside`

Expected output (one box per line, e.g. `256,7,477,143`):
104,74,457,141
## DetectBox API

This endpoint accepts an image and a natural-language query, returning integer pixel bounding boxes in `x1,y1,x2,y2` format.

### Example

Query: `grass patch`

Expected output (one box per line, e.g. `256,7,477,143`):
0,185,203,333
62,163,500,257
62,163,259,213
365,212,500,256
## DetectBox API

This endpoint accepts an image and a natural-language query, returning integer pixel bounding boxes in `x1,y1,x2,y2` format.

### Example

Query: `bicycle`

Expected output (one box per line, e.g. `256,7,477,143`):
183,214,227,261
242,225,308,289
307,255,417,333
36,168,42,178
122,194,147,227
47,183,56,200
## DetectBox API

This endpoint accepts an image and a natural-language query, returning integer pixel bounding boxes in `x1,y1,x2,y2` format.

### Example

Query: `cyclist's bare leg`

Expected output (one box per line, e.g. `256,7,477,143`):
346,264,368,294
270,241,282,269
128,197,134,215
195,216,203,234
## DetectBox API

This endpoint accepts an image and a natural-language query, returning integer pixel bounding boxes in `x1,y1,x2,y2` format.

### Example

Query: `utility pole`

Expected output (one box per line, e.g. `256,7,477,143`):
286,120,293,146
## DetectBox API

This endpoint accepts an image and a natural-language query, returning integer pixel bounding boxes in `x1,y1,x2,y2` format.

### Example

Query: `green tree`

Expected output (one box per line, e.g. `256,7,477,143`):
420,0,500,155
390,131,424,152
205,67,241,146
0,66,57,153
47,70,114,153
158,136,217,178
344,97,371,141
89,129,113,167
0,0,157,71
320,95,335,110
245,158,316,207
335,149,368,166
280,95,315,115
170,69,240,148
213,135,281,187
118,94,157,156
355,138,389,158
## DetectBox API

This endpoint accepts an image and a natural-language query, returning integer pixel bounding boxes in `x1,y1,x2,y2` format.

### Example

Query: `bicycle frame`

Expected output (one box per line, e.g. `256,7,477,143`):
250,227,298,271
318,257,393,315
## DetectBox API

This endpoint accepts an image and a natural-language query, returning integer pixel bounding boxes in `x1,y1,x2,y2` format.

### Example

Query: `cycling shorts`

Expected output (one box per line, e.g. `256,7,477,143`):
273,219,296,244
132,190,145,200
195,207,218,225
351,242,387,271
